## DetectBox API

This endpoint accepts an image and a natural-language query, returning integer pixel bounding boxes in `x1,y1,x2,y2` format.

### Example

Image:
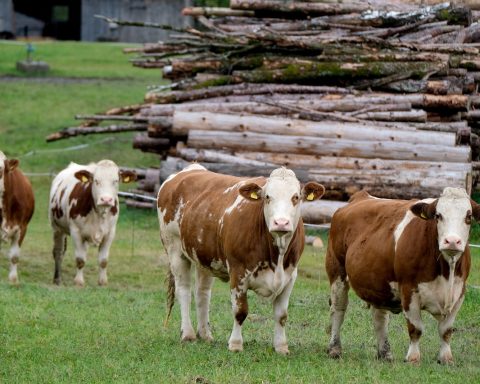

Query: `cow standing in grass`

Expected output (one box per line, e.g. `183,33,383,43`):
49,160,136,286
326,188,476,364
0,151,34,284
158,164,325,354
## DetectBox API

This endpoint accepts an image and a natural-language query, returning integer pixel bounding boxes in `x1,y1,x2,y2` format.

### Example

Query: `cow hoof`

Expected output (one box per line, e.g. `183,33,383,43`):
74,278,85,287
377,351,394,362
404,354,421,364
197,331,214,343
53,278,61,286
228,341,243,352
438,355,454,365
275,345,290,355
98,279,108,286
327,345,342,359
181,330,197,342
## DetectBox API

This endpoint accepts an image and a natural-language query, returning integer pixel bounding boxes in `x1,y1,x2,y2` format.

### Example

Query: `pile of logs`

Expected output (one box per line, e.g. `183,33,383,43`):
47,0,480,221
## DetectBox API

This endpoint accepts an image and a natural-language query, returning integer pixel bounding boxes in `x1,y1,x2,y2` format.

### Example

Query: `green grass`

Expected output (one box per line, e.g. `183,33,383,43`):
0,40,162,80
0,41,480,383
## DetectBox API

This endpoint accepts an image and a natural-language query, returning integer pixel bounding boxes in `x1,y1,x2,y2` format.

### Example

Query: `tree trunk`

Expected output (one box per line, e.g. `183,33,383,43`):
172,111,455,146
187,130,470,163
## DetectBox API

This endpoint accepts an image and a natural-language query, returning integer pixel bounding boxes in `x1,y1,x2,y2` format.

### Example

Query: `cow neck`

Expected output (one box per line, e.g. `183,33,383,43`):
425,219,462,314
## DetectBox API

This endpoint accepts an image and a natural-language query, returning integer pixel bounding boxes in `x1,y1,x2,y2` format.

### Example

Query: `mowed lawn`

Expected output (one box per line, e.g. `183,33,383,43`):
0,41,480,383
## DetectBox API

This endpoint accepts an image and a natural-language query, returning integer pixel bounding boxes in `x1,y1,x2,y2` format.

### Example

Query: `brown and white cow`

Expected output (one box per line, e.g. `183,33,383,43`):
326,188,477,364
49,160,136,286
0,151,35,284
158,164,324,354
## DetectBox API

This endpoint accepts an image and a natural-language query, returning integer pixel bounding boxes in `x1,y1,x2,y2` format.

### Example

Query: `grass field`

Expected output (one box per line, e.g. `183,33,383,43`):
0,41,479,383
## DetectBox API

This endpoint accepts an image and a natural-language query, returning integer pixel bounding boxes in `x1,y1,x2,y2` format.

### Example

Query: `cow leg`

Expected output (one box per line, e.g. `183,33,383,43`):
228,271,248,352
97,230,115,286
167,242,195,342
272,268,297,355
195,267,214,342
435,294,464,365
8,232,21,284
52,230,67,285
403,291,423,363
372,307,393,361
327,276,349,359
72,230,88,287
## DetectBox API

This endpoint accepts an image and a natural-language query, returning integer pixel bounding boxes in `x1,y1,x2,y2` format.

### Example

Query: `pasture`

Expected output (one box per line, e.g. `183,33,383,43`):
0,41,479,383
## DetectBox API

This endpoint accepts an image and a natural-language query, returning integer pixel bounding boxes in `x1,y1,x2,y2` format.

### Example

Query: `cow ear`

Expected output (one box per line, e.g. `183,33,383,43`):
302,182,325,202
471,199,480,221
411,201,436,220
239,183,263,202
120,170,137,184
74,170,92,184
5,159,19,172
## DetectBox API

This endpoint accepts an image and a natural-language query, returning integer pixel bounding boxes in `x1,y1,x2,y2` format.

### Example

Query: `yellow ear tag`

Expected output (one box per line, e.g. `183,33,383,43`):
420,212,427,219
81,175,89,183
250,191,258,200
307,192,315,201
124,176,130,183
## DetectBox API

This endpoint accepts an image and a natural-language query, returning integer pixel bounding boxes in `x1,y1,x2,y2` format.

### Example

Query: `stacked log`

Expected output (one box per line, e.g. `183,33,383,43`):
47,0,480,220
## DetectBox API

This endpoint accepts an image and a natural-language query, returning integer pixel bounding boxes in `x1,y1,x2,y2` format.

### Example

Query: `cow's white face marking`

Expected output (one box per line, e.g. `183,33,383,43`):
262,168,301,237
91,160,120,210
435,188,472,261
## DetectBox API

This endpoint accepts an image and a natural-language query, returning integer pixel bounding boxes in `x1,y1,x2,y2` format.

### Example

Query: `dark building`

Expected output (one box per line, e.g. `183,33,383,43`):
1,0,192,43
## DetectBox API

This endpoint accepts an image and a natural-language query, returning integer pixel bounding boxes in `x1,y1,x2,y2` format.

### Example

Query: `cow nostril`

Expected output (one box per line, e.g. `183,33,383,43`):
456,239,461,245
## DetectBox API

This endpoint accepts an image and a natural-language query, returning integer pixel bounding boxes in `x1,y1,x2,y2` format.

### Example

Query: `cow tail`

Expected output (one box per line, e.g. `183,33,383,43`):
164,268,175,328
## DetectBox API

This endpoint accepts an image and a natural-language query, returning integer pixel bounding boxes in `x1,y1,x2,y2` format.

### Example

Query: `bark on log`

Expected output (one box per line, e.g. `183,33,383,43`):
229,0,371,16
187,130,471,163
143,99,413,117
301,200,347,224
172,111,455,146
145,83,353,103
182,7,255,17
132,134,171,153
46,124,147,142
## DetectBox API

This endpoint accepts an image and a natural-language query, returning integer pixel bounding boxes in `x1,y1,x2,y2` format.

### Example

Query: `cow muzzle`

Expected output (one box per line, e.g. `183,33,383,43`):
270,218,293,236
98,196,115,207
440,235,464,258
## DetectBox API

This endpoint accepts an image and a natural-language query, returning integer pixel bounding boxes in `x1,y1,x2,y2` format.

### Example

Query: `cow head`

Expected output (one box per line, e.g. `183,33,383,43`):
411,187,480,263
74,160,137,212
239,168,325,238
0,151,19,208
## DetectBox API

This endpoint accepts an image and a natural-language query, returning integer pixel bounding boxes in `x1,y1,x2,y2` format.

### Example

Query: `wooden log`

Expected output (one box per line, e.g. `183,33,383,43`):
145,83,353,104
380,78,464,95
231,61,447,85
143,99,413,117
187,130,471,163
301,200,347,224
46,124,147,142
125,199,156,210
176,145,274,167
234,151,472,173
229,0,371,16
182,7,255,17
352,110,427,122
172,111,456,146
132,134,171,154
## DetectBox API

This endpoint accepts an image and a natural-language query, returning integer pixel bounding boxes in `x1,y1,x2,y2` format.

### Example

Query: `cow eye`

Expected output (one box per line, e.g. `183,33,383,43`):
94,180,100,186
435,213,443,221
265,195,270,202
292,194,299,204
